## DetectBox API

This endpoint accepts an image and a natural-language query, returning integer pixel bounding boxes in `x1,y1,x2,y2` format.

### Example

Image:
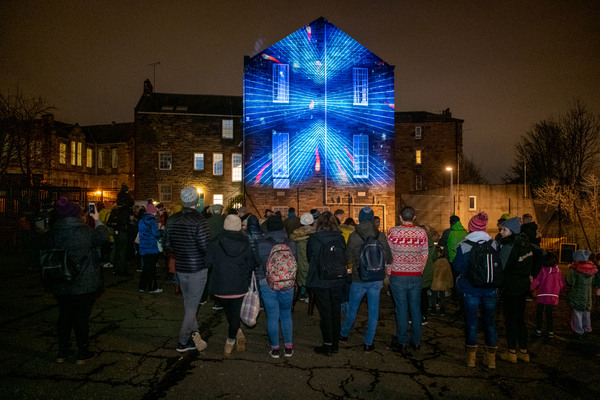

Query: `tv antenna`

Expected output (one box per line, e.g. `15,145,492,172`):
148,62,160,89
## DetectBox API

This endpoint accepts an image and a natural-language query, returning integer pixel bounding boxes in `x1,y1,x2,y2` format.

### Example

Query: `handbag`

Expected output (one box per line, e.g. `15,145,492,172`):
240,271,260,327
41,248,80,290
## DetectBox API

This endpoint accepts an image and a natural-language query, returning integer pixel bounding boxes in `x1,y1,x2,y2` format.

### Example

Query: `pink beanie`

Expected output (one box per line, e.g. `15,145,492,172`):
468,212,488,232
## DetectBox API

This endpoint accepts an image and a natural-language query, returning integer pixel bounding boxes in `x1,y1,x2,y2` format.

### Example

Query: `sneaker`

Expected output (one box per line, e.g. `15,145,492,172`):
136,269,143,272
139,289,145,293
56,349,74,363
212,304,224,310
76,350,95,365
517,351,530,363
199,301,207,306
224,340,235,356
191,331,207,352
149,288,163,294
547,331,554,338
176,340,197,353
364,344,375,352
284,347,294,357
421,316,428,325
339,335,348,342
269,348,280,359
535,330,542,337
102,262,113,268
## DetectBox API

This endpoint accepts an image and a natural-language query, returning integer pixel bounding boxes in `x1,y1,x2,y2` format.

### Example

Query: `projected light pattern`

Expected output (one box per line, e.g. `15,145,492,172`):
244,17,394,188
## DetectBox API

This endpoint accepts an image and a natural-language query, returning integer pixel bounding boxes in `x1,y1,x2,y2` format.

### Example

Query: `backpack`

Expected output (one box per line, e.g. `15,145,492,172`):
464,239,503,288
357,232,386,282
318,237,347,280
265,238,297,290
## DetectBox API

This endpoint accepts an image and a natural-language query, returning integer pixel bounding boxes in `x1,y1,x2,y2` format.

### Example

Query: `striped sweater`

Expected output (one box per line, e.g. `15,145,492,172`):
387,224,429,276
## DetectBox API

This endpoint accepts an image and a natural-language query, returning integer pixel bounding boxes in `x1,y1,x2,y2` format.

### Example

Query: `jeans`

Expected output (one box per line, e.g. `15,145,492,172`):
260,282,293,348
389,275,422,346
571,310,592,334
139,253,159,291
503,293,528,350
340,280,383,345
463,291,498,347
178,269,208,345
218,297,244,340
536,303,554,333
313,286,344,348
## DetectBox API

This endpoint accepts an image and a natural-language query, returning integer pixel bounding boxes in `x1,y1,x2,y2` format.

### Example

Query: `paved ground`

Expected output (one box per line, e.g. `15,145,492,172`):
1,248,599,400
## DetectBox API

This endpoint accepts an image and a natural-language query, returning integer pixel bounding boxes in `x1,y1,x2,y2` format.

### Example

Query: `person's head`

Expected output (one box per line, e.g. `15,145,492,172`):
450,215,460,226
181,187,199,208
57,197,82,219
374,216,381,229
237,206,247,217
146,204,158,215
264,209,273,218
147,198,153,205
315,211,339,232
288,207,296,217
399,206,415,224
310,208,321,221
334,209,345,223
435,245,445,259
344,217,356,227
120,183,129,193
468,212,488,232
227,208,238,215
209,204,224,215
573,249,592,262
300,213,314,226
500,217,521,237
358,206,374,223
522,213,533,224
544,252,559,267
224,214,242,232
266,215,284,231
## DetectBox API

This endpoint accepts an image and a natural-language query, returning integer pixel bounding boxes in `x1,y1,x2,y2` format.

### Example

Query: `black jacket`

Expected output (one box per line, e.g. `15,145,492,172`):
306,230,347,289
165,207,210,273
206,231,255,296
499,233,534,296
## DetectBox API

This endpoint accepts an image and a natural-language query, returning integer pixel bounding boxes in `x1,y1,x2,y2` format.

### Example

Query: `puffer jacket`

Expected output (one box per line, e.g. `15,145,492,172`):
255,230,298,283
453,231,498,295
530,265,565,305
52,217,109,296
306,230,347,289
206,230,255,296
567,261,598,311
164,207,210,273
138,213,161,255
345,221,392,283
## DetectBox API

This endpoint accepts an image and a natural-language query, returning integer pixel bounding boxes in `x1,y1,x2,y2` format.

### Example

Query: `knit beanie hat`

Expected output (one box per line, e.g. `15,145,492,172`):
300,212,314,226
497,213,511,223
224,214,242,231
358,206,374,223
180,187,199,207
468,212,488,232
146,204,158,214
573,249,591,262
209,204,224,215
502,217,521,234
57,197,82,219
450,215,460,226
266,215,283,231
310,208,321,221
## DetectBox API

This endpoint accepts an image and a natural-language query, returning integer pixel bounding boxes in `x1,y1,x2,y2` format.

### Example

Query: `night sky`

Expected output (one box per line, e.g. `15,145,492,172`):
1,0,599,182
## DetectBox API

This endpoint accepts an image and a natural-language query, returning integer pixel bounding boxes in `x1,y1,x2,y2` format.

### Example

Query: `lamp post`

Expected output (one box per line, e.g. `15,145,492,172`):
446,167,454,215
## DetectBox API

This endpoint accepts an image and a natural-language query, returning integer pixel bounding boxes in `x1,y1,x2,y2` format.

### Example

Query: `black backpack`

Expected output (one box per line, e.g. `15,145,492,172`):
464,239,503,288
357,232,386,282
318,237,347,280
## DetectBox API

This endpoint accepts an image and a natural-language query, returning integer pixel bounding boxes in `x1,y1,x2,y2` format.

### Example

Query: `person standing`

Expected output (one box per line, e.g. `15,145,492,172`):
566,249,597,339
290,213,316,311
138,203,163,294
165,187,210,353
107,196,134,277
530,252,564,338
386,206,429,353
283,207,302,237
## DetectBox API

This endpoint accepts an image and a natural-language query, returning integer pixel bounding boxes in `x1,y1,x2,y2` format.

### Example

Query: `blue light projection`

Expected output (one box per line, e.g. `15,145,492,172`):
244,17,395,189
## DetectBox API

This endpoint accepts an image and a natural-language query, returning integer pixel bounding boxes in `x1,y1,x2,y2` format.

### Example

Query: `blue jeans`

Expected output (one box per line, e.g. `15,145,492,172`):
177,269,208,345
389,275,422,346
260,282,293,348
463,290,498,347
340,280,383,345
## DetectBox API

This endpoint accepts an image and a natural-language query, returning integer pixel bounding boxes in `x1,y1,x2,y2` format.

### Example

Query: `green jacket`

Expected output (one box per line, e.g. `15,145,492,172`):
447,221,467,262
290,225,315,286
567,261,598,311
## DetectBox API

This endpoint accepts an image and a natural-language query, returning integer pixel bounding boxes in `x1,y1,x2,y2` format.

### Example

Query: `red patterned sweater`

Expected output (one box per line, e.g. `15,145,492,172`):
386,224,429,276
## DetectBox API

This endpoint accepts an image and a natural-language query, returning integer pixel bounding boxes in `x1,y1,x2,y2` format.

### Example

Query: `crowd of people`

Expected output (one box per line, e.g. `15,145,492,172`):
43,186,600,367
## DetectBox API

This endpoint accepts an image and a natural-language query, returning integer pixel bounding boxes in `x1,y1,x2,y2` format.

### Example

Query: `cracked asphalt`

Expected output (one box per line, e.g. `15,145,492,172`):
1,249,599,400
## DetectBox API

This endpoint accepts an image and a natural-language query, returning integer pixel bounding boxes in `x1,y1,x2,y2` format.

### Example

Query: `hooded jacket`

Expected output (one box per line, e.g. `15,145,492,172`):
138,213,161,255
453,231,498,295
206,230,255,296
345,221,392,283
290,224,316,286
567,261,598,311
530,265,565,305
446,221,467,262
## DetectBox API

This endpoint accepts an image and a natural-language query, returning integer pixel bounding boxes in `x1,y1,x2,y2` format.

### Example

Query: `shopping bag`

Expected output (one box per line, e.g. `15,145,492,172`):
240,271,260,327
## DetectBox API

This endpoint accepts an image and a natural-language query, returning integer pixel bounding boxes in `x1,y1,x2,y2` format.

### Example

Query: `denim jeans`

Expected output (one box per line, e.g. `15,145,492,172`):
389,275,422,346
340,280,383,346
260,282,293,348
177,269,208,345
463,290,498,347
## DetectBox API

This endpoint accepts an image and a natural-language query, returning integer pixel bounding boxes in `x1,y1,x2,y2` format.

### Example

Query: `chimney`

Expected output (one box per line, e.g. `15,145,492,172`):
143,79,153,95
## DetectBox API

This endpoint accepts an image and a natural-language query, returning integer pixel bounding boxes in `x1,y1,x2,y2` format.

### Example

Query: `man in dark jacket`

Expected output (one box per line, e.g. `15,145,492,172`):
107,197,133,277
165,187,210,353
283,207,302,236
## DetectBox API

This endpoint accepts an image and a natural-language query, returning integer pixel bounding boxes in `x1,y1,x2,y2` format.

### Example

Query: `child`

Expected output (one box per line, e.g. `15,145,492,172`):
566,249,598,339
430,246,453,316
530,252,564,337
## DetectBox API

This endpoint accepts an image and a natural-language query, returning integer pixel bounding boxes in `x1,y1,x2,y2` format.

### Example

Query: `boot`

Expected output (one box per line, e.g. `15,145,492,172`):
224,339,235,356
483,346,497,369
517,350,530,363
465,345,477,367
236,328,246,352
499,350,517,363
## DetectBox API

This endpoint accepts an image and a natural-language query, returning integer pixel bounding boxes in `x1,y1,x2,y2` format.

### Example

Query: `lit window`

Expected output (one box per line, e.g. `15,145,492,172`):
213,194,223,205
415,174,422,191
232,153,242,182
415,126,422,140
353,134,369,178
71,141,76,165
111,149,118,168
194,153,204,170
353,68,368,105
272,132,289,188
469,196,477,210
222,119,233,139
98,149,104,168
77,142,82,166
213,153,223,176
86,148,93,168
273,64,289,103
159,184,172,202
59,143,66,164
159,152,172,170
415,150,422,165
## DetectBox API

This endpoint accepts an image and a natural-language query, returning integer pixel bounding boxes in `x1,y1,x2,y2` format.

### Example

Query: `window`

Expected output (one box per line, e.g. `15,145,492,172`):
415,174,422,191
83,180,89,188
213,194,223,205
111,149,118,168
415,150,422,165
62,178,68,186
353,68,368,105
73,179,79,187
194,153,204,170
112,179,118,189
159,152,172,170
98,149,104,168
272,132,289,188
77,142,82,166
159,184,172,202
222,119,233,139
70,141,76,165
213,153,223,176
353,134,369,178
59,143,66,164
469,196,477,210
86,148,93,168
273,64,289,103
232,153,242,182
415,126,422,140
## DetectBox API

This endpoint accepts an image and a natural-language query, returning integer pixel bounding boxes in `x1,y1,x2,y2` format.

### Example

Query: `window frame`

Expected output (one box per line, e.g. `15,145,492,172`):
159,152,173,170
232,153,242,182
469,196,477,210
353,134,369,178
194,152,205,171
353,68,368,106
273,64,290,103
76,142,82,166
272,132,289,188
213,194,223,205
159,184,172,203
415,150,422,165
415,126,422,140
86,148,93,168
415,174,422,191
222,119,233,139
70,141,76,165
213,153,223,176
98,149,104,168
59,142,66,164
111,149,118,169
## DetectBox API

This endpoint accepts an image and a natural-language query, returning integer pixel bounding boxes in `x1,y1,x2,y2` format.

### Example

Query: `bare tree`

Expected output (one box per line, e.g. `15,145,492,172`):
460,155,488,184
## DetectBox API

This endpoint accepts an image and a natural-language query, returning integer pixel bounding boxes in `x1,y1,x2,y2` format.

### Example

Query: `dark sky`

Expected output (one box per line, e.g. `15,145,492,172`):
1,0,599,182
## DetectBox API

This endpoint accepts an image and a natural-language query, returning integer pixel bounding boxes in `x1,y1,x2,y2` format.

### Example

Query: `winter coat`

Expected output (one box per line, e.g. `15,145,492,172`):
453,231,498,295
207,214,225,240
255,230,298,283
530,265,565,306
244,214,263,255
206,230,255,296
290,225,315,286
521,222,541,245
567,261,598,311
422,232,437,288
499,233,533,296
431,258,453,291
306,230,347,289
345,221,392,283
446,221,467,262
52,217,109,296
339,224,355,243
164,207,210,274
283,215,302,237
138,213,161,255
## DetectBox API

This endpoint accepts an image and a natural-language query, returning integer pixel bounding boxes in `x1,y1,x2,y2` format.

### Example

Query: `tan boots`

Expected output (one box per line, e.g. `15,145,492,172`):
236,328,246,352
483,346,497,369
465,345,477,367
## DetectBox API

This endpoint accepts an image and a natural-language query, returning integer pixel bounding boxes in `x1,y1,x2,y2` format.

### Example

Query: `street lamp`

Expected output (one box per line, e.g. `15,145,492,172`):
446,167,454,214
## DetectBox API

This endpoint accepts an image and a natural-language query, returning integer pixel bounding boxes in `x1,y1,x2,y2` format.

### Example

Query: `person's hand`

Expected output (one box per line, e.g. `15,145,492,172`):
90,207,99,221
